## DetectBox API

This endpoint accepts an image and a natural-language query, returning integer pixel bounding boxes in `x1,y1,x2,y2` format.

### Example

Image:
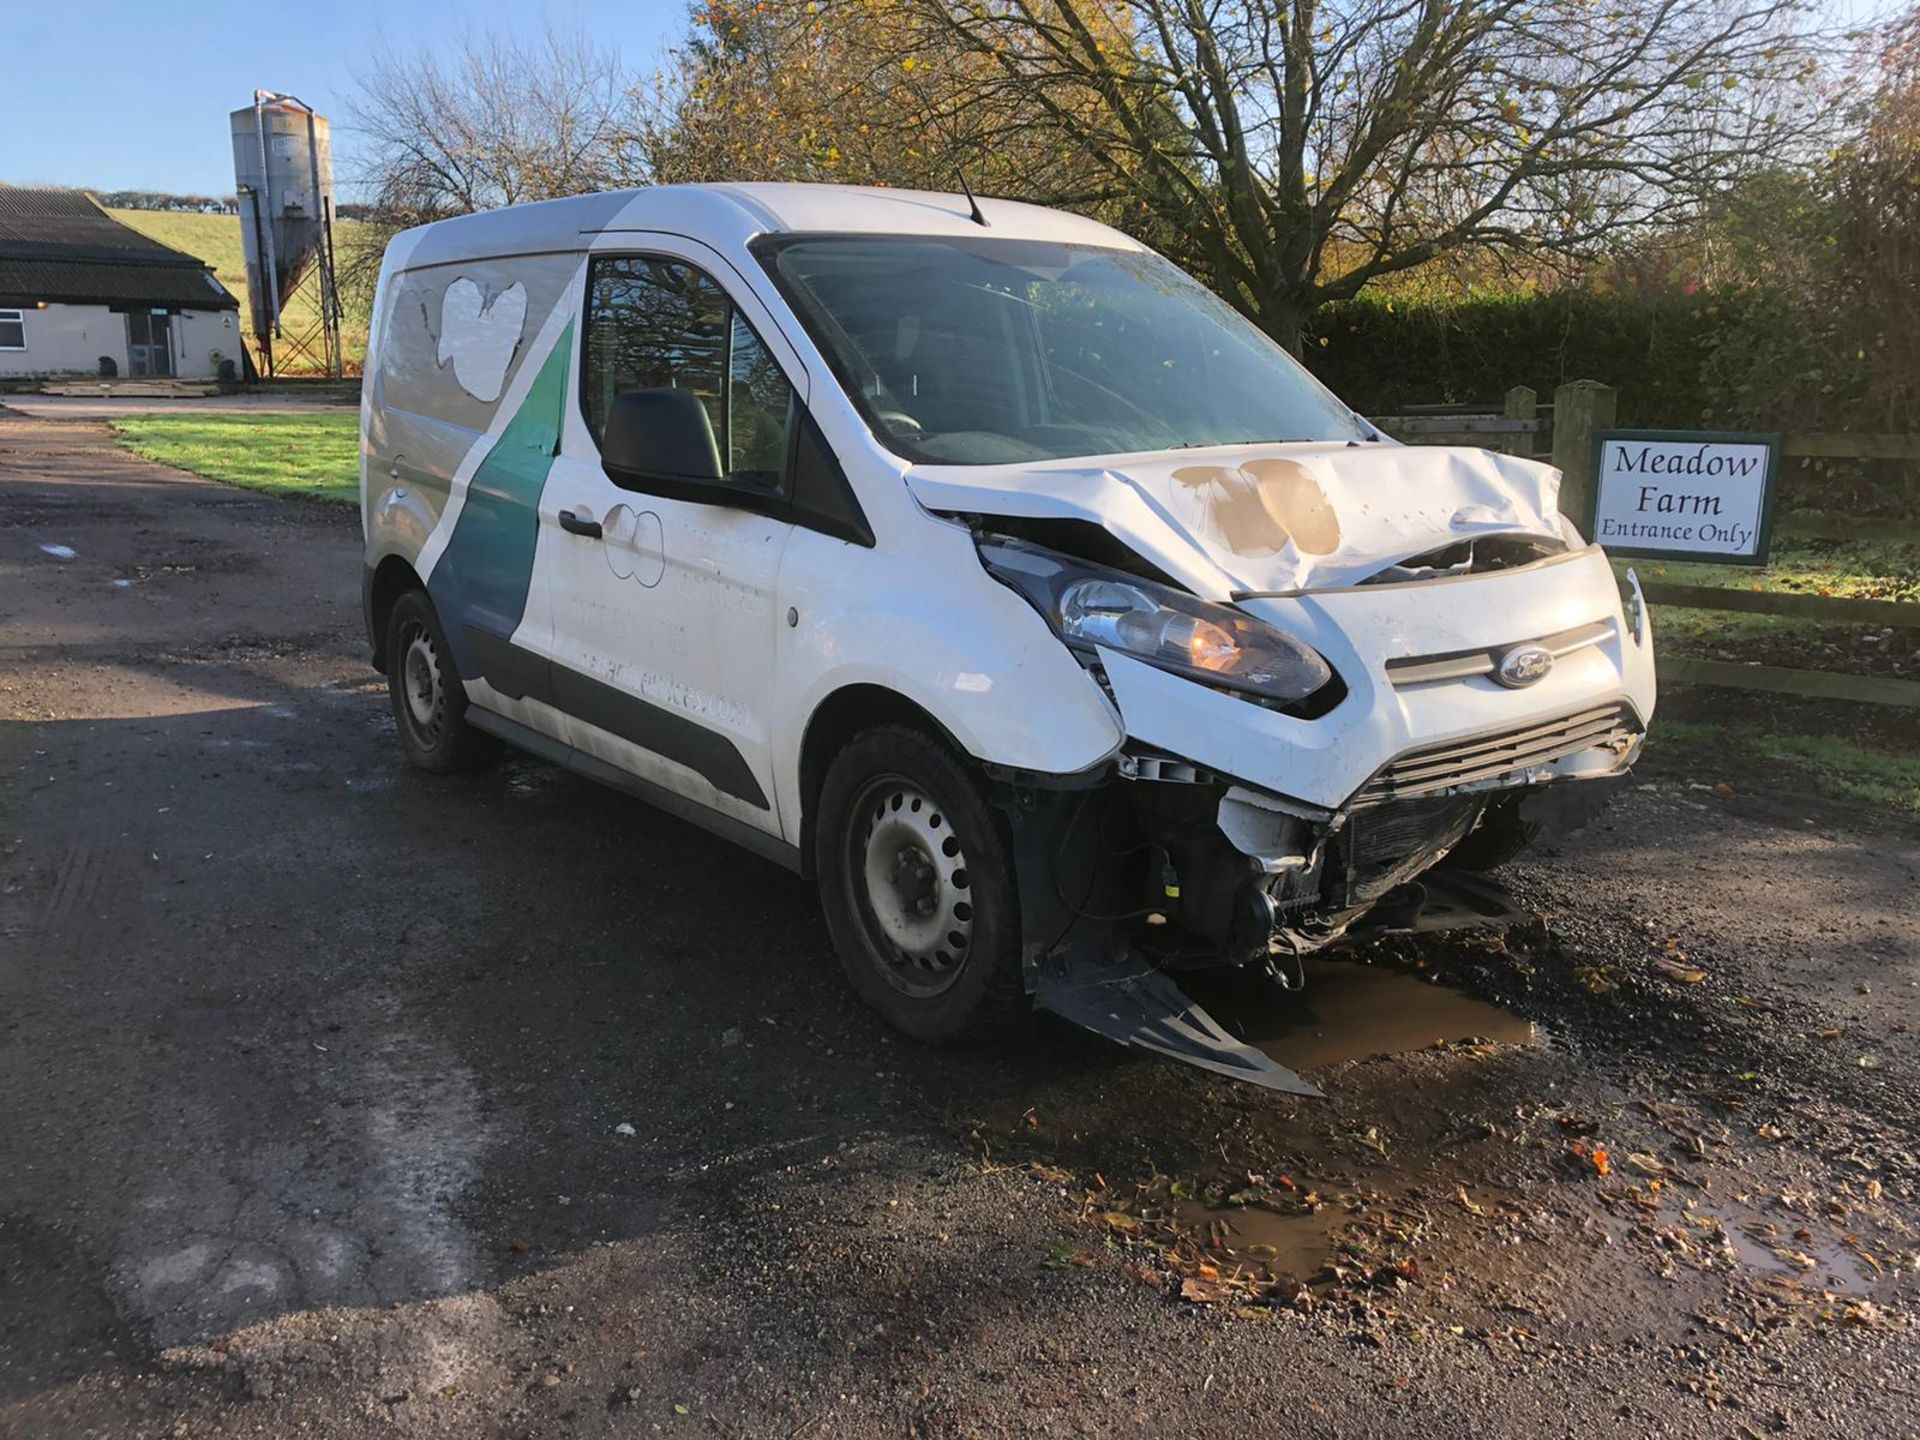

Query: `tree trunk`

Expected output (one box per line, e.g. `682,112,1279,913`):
1257,290,1310,360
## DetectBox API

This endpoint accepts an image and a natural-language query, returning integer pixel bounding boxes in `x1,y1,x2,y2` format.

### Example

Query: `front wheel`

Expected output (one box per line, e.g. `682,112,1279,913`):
814,726,1022,1043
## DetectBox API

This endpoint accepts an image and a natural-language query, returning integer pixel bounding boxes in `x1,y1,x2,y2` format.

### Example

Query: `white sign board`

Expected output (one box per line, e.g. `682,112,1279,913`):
1589,430,1780,565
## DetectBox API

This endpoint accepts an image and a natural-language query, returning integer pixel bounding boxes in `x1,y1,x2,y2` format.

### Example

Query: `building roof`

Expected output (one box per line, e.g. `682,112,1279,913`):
0,186,238,311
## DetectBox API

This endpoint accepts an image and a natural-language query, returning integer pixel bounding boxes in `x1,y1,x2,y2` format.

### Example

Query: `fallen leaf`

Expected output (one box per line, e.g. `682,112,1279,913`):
1653,958,1710,984
1095,1210,1141,1236
1712,781,1735,798
1180,1276,1227,1304
1575,964,1620,995
1623,1152,1667,1178
1570,1141,1612,1177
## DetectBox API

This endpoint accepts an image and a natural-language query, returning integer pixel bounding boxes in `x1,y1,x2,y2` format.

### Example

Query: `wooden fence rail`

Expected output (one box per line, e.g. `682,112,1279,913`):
1372,381,1919,706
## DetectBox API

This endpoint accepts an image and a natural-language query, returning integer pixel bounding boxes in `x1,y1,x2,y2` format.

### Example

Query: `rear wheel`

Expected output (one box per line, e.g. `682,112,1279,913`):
814,726,1021,1043
386,589,492,773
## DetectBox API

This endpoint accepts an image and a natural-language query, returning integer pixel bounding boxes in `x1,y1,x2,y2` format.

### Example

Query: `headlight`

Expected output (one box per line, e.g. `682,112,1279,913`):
979,538,1334,703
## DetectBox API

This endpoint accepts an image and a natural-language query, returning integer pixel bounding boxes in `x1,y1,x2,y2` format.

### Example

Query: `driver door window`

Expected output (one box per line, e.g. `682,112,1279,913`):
582,256,795,490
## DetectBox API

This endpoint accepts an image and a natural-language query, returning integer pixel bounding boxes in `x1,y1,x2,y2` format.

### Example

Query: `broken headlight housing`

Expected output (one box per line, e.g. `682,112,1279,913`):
978,537,1334,704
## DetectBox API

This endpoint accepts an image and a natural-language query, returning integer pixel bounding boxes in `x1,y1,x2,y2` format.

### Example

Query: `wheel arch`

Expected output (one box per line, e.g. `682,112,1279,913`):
796,684,977,878
365,553,426,673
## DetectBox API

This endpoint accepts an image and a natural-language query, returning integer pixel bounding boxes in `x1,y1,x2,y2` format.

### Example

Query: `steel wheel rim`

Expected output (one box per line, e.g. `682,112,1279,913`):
850,775,975,998
399,621,445,743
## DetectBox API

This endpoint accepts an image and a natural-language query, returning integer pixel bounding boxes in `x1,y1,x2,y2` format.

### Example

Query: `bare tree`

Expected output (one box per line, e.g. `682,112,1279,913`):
349,26,644,234
874,0,1837,349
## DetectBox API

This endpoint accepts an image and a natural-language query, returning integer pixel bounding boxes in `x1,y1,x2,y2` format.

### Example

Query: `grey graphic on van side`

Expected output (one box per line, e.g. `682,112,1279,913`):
365,253,583,543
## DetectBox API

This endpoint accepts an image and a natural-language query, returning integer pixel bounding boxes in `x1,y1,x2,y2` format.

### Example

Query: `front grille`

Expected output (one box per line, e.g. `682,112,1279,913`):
1353,703,1638,807
1384,619,1614,688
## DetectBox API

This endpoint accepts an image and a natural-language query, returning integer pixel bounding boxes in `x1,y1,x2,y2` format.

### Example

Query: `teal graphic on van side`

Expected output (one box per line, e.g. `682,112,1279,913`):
427,320,572,690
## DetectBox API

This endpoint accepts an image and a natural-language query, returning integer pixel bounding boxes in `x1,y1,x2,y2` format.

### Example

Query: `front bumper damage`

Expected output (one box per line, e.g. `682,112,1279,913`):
999,559,1654,1095
1007,729,1641,1095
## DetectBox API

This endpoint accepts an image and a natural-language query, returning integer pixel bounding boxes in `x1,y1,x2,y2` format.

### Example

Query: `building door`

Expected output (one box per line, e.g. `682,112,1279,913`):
126,310,174,378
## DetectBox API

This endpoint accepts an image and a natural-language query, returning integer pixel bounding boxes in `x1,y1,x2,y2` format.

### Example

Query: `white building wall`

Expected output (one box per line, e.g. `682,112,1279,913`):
0,303,239,379
0,303,126,377
172,308,242,379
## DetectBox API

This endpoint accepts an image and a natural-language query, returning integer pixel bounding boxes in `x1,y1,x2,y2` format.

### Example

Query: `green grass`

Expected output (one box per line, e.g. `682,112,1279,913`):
1615,538,1920,651
1618,538,1920,606
1654,720,1920,816
109,208,369,372
111,413,359,504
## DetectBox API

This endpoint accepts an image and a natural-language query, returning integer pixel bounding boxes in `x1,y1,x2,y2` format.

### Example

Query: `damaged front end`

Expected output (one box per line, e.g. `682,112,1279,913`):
941,447,1656,1094
997,724,1638,1097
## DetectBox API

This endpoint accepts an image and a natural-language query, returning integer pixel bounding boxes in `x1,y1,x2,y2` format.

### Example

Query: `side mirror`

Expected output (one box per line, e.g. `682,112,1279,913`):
602,387,723,482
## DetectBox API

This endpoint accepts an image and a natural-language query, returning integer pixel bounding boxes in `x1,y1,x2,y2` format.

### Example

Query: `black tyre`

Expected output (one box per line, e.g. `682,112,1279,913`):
814,725,1022,1043
385,589,493,773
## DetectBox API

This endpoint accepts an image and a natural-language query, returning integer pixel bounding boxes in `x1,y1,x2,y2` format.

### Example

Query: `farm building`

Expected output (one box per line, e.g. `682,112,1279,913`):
0,185,239,379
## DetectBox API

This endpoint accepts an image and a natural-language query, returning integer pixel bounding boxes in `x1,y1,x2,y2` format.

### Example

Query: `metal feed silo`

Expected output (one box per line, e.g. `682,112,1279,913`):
230,91,343,378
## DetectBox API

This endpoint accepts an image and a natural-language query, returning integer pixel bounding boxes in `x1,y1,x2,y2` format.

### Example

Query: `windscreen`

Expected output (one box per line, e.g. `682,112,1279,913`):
762,236,1368,465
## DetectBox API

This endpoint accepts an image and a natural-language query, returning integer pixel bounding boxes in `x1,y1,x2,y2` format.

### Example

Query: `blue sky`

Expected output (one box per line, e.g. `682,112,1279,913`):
1,0,689,197
4,0,1891,201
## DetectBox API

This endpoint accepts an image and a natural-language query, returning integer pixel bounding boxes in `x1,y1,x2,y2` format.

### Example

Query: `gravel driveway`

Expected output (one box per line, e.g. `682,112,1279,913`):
2,410,1916,1438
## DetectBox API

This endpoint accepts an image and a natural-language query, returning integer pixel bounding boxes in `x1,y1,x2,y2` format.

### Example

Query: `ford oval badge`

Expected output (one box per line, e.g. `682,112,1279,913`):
1495,644,1554,689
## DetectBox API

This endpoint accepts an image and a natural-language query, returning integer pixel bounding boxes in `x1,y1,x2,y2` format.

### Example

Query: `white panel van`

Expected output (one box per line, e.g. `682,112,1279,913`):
361,184,1655,1090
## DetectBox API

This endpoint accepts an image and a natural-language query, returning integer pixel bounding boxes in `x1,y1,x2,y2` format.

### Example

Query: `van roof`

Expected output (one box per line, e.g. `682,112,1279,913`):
386,182,1144,272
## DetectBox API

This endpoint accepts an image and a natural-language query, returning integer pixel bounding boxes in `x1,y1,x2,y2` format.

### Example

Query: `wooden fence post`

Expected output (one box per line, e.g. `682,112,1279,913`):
1502,386,1538,457
1551,380,1617,531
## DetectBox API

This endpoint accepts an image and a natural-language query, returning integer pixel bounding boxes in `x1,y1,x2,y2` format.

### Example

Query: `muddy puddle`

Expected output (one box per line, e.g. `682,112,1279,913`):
1183,957,1536,1072
1666,1196,1901,1293
1164,1197,1349,1284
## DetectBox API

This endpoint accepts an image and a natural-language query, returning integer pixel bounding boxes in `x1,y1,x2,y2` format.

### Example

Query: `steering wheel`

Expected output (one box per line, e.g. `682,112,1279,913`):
875,410,924,435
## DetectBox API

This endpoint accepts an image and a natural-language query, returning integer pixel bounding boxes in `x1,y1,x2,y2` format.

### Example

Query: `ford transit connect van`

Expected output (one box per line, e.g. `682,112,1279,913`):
361,184,1654,1091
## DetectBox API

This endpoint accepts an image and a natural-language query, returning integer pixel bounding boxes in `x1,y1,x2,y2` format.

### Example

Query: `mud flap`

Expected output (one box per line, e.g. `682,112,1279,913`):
1033,945,1324,1098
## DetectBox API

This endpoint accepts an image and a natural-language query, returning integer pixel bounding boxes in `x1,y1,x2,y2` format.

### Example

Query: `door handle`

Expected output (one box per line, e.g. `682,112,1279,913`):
558,508,603,539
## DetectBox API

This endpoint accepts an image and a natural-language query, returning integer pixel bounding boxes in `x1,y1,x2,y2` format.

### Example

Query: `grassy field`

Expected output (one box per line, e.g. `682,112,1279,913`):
110,208,369,373
111,412,359,504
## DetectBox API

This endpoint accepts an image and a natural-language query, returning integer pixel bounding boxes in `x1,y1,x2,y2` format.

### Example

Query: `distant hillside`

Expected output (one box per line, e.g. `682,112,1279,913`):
110,208,368,370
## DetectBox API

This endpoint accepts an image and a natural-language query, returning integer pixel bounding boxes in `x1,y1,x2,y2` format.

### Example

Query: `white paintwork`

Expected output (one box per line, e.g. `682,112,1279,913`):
905,440,1578,599
361,181,1655,861
1105,548,1652,811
